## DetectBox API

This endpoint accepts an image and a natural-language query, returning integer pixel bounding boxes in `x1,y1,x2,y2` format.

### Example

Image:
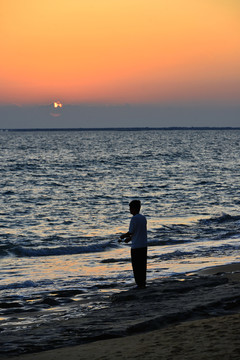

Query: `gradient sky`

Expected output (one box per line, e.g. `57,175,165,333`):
1,0,240,106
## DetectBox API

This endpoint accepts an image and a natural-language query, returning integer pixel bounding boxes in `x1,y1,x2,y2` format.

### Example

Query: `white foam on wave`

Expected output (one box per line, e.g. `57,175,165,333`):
9,241,116,258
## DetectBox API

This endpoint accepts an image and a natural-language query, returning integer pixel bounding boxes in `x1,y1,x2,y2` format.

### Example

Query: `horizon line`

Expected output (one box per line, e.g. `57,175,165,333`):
1,127,240,132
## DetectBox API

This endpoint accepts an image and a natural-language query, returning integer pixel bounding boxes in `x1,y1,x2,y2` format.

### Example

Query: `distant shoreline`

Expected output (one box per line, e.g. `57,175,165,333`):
1,127,240,132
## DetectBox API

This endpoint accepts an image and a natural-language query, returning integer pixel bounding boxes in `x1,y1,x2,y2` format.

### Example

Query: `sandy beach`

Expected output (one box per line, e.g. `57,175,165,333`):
2,263,240,360
8,313,240,360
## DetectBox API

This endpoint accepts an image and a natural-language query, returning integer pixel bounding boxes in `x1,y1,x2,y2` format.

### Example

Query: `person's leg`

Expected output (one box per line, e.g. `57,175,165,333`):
140,247,147,286
131,247,147,287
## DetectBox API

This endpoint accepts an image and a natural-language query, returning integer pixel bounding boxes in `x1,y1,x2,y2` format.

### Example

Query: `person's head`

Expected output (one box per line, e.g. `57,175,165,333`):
129,200,141,215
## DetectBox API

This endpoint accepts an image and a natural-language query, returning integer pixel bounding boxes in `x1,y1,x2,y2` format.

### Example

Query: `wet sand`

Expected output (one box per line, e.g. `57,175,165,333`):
8,313,240,360
2,262,240,359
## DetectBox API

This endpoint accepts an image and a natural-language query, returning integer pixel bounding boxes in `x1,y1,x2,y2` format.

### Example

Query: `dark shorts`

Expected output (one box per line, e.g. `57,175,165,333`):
131,247,147,287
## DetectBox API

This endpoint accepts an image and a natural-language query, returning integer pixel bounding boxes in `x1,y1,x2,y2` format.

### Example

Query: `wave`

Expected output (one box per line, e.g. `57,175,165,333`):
1,238,193,260
0,280,39,291
149,213,240,243
149,243,240,262
148,239,193,247
3,241,117,258
199,213,240,225
2,213,240,260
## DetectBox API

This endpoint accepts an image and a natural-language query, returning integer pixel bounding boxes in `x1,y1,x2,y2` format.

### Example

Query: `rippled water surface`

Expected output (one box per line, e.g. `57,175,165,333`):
1,129,240,328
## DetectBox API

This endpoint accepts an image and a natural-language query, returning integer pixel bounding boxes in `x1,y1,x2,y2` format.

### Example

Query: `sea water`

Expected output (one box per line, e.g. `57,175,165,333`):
1,129,240,328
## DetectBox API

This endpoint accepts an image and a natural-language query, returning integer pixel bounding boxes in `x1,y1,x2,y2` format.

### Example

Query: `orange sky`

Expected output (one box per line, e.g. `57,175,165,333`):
0,0,240,105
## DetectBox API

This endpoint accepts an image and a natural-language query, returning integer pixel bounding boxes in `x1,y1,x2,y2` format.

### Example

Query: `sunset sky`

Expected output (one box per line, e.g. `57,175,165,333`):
1,0,240,106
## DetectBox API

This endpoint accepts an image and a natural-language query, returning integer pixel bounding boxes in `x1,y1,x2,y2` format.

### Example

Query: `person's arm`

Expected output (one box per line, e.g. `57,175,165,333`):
120,231,130,239
119,217,135,243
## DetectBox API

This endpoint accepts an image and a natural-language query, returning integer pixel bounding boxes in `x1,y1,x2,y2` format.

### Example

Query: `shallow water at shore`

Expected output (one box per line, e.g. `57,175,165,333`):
1,267,240,357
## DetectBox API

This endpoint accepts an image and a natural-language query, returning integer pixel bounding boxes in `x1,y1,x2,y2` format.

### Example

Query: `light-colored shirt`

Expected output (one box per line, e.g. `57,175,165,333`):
129,213,147,249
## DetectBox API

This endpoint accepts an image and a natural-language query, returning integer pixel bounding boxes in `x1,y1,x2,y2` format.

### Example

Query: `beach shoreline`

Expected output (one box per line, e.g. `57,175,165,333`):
7,313,240,360
2,262,240,359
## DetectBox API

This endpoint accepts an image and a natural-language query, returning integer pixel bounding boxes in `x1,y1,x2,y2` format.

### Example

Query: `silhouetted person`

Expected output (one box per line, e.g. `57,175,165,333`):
120,200,147,289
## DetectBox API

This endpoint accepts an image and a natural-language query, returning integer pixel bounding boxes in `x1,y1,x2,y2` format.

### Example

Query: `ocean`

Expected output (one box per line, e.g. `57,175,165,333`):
1,129,240,334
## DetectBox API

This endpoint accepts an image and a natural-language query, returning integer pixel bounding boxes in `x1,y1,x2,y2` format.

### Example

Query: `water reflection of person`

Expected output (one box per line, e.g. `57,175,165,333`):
120,200,147,289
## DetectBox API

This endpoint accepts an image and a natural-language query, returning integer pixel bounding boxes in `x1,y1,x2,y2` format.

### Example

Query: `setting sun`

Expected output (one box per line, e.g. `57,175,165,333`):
54,101,63,108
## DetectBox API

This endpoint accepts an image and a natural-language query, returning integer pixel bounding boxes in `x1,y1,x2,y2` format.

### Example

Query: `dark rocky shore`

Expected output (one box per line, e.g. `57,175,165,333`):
1,273,240,358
